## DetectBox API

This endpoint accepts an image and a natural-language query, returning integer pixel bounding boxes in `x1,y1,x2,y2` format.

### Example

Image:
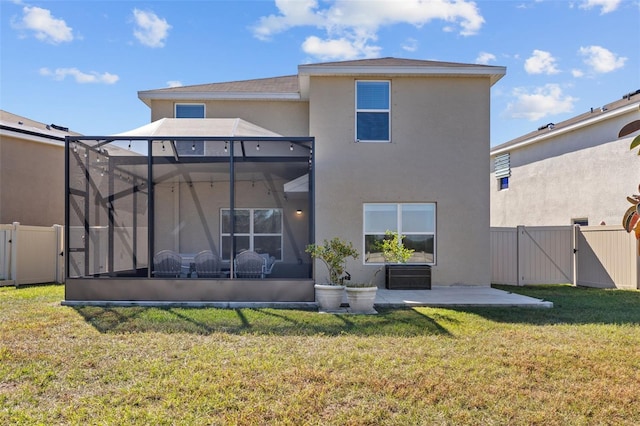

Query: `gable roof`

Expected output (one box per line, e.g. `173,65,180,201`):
138,57,506,106
491,90,640,156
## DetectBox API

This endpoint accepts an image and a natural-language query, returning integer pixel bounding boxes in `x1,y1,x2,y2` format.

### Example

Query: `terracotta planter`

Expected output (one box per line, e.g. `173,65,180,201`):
345,286,378,314
314,284,345,311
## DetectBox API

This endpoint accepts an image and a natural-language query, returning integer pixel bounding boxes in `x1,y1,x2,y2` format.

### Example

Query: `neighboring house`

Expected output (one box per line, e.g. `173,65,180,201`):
65,57,506,303
0,110,79,226
490,91,640,227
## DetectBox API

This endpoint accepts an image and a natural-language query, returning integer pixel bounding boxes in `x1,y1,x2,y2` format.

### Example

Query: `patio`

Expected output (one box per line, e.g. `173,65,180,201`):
65,119,316,303
61,286,553,308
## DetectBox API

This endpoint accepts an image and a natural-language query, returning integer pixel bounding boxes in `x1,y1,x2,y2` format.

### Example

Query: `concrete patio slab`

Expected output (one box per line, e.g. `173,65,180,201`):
374,286,553,308
63,285,552,309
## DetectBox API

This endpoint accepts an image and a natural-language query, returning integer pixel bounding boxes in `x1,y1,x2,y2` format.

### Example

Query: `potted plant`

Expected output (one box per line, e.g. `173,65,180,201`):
306,237,358,311
343,231,415,313
377,230,431,290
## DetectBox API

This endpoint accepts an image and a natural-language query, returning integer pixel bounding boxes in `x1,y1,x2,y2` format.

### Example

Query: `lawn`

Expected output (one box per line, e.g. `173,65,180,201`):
1,284,639,425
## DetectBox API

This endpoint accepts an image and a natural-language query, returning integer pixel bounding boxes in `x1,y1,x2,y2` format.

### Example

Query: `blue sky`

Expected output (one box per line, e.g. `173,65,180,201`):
1,0,638,146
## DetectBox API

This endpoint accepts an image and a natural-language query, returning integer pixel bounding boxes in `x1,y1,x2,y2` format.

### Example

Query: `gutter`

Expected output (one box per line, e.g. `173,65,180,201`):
491,102,640,156
0,125,67,147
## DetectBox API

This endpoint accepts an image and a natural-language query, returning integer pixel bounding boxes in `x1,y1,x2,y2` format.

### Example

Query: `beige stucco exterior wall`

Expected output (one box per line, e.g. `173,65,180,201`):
310,76,492,286
0,135,65,226
490,109,640,227
149,100,309,136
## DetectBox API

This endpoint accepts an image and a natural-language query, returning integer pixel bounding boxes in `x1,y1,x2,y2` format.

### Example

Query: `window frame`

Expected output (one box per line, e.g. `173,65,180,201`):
355,80,391,143
363,203,436,265
220,208,283,261
498,176,509,190
175,103,205,118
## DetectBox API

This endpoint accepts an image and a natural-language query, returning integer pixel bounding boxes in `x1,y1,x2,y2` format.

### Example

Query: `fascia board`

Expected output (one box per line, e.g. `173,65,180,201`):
491,102,640,157
0,127,65,147
298,65,506,86
138,91,302,106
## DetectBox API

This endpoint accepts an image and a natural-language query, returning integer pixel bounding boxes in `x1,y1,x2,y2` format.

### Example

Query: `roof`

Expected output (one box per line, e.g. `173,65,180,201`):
138,57,506,106
113,118,282,137
0,110,81,146
491,90,640,156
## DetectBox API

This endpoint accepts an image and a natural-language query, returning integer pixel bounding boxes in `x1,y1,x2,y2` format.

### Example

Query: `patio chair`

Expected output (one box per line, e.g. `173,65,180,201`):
153,250,182,278
259,253,276,276
194,250,224,278
234,250,266,278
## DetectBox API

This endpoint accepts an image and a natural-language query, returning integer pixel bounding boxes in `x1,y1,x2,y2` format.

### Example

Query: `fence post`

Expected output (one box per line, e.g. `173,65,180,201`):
11,222,20,286
54,224,65,283
516,225,523,286
572,225,579,287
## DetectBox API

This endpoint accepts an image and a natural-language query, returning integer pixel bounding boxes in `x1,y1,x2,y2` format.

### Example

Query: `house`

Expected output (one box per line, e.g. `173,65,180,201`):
0,110,79,226
490,90,640,227
64,57,506,303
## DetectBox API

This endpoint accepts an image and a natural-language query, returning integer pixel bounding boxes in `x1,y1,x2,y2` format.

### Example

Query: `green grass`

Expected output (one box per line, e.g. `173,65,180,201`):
1,284,639,425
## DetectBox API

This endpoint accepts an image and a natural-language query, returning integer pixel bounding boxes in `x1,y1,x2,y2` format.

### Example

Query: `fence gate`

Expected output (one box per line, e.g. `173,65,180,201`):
491,226,573,286
0,223,64,286
491,225,639,289
575,226,639,289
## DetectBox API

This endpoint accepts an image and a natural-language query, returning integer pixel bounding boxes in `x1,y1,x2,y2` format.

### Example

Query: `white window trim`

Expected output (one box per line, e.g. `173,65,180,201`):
355,80,391,143
175,103,206,118
363,203,436,265
220,208,283,261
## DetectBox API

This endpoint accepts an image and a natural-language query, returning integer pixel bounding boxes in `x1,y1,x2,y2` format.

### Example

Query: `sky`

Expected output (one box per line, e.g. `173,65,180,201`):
1,0,638,146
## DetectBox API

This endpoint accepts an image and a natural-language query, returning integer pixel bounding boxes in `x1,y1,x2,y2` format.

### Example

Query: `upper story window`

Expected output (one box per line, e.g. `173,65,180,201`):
494,153,510,190
175,103,205,118
499,176,509,190
356,81,390,142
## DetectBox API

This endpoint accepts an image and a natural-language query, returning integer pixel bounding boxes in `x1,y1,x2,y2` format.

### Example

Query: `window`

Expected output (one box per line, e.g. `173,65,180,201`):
221,208,282,261
499,176,509,190
572,218,589,226
363,203,435,264
494,153,510,190
175,103,205,118
356,81,390,142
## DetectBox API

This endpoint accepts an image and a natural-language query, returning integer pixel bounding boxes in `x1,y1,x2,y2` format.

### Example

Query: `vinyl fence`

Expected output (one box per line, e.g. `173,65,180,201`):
491,225,639,289
0,222,64,286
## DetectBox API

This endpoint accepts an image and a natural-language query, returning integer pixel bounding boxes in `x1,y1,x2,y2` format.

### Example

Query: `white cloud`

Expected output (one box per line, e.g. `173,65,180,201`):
505,84,577,121
40,67,119,84
253,0,484,60
524,50,560,75
579,0,621,14
13,6,73,44
302,36,380,61
571,69,585,78
476,52,496,65
402,38,418,52
166,80,183,88
132,9,171,48
578,45,627,73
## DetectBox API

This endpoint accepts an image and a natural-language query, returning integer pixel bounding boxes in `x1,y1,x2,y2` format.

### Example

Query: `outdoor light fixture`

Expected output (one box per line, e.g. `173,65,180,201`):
290,143,294,151
296,209,303,215
256,143,260,151
191,142,196,151
224,142,228,153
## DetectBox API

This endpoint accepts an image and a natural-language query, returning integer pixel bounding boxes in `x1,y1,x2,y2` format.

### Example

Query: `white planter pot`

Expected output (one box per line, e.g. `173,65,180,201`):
345,287,378,314
314,284,345,311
